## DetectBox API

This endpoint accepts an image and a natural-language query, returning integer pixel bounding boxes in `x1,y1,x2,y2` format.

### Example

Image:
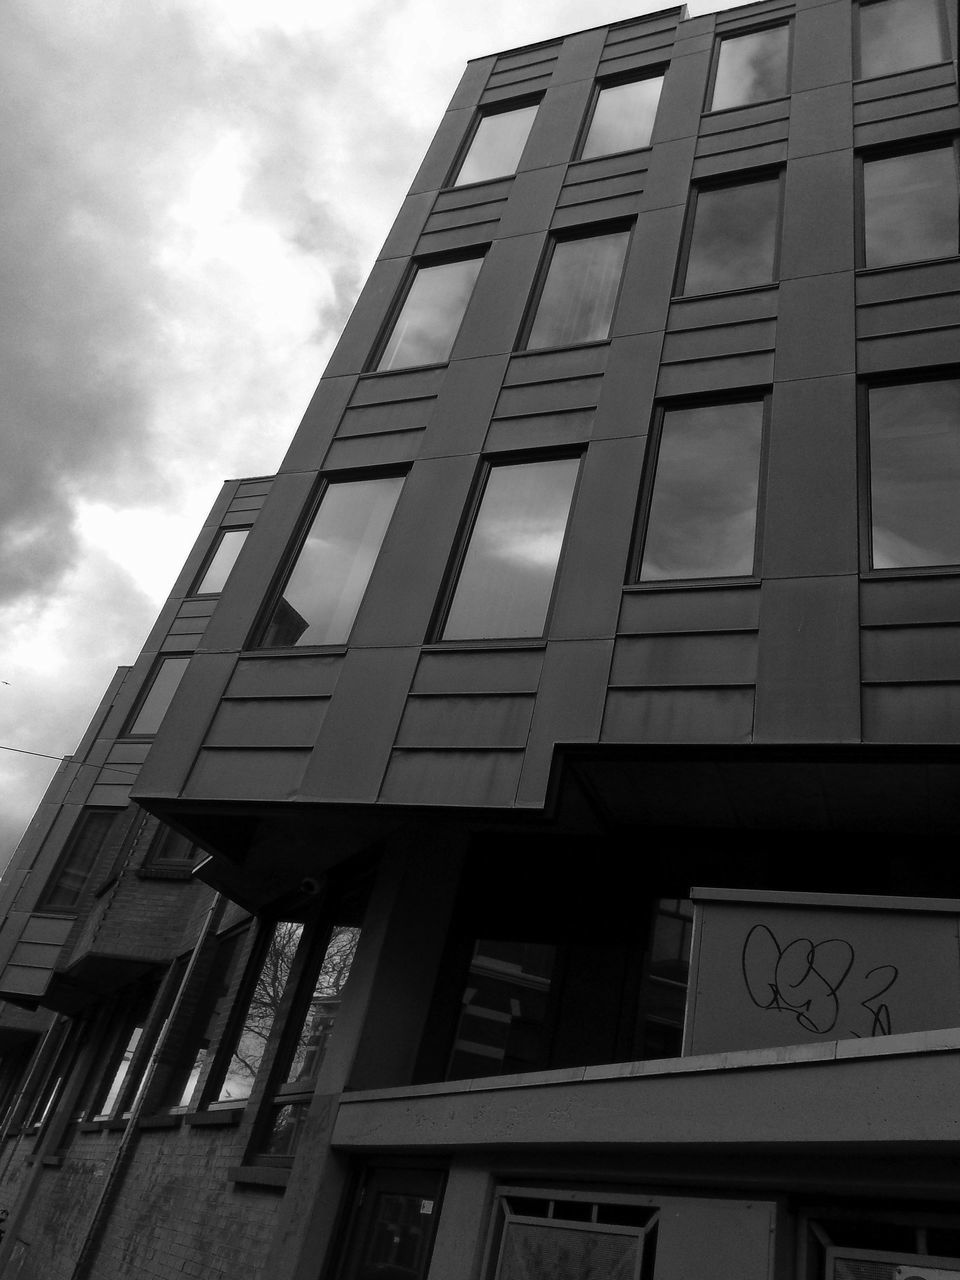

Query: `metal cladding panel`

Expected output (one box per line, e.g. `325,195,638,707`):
395,695,535,749
656,1200,775,1280
379,748,523,808
610,633,758,686
185,748,310,801
860,578,960,628
205,698,329,750
225,654,342,699
862,686,960,743
411,648,544,696
780,150,855,279
602,687,756,743
619,587,761,635
862,626,960,683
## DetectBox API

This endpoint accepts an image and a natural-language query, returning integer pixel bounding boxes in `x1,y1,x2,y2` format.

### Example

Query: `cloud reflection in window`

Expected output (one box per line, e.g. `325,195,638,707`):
710,26,789,111
681,176,780,295
862,147,958,269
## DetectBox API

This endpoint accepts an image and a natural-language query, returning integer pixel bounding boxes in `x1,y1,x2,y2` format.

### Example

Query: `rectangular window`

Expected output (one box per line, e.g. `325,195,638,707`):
637,398,765,582
38,810,120,913
709,24,790,111
865,376,960,571
861,144,959,269
145,825,200,870
192,528,249,595
453,102,539,186
126,656,190,736
258,474,403,648
580,73,664,159
678,172,781,295
375,256,483,371
440,456,580,641
525,228,629,350
858,0,948,79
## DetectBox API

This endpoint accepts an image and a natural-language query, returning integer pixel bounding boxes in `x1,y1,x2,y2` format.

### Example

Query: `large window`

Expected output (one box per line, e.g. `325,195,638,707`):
580,73,664,159
375,256,483,371
258,474,403,648
38,810,120,913
858,0,949,79
440,456,580,641
678,173,781,295
708,24,790,111
861,144,959,269
637,398,765,582
126,656,190,736
453,102,539,186
525,228,629,349
865,376,960,571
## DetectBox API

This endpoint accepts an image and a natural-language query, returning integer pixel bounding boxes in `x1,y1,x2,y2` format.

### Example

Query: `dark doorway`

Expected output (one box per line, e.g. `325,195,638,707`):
333,1166,446,1280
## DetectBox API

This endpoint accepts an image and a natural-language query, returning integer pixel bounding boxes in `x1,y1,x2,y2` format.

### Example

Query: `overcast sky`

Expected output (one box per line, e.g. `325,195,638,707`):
0,0,745,868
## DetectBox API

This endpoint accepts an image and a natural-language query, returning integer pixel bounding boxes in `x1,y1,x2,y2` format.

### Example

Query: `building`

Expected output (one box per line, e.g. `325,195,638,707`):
0,0,959,1276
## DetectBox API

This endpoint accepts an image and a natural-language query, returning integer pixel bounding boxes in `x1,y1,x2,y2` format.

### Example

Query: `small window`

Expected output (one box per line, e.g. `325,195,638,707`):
440,456,580,641
678,173,782,295
709,24,790,111
525,228,630,350
375,256,483,371
861,144,959,269
858,0,948,79
192,528,249,595
580,73,664,159
637,398,765,582
865,376,960,571
258,474,403,648
453,102,539,186
145,825,200,870
38,810,120,913
126,656,190,736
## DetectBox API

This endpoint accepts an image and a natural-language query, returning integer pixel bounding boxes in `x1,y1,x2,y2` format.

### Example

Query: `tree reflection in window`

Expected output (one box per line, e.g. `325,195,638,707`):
526,230,629,350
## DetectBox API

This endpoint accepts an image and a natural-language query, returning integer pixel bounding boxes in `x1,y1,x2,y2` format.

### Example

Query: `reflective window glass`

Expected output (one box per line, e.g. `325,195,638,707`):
681,175,780,295
862,147,959,269
127,657,190,735
442,458,580,640
260,475,403,648
38,810,118,912
859,0,947,78
376,257,482,370
283,924,360,1087
454,104,538,185
526,230,629,349
868,378,960,570
581,74,664,159
193,529,248,595
710,25,790,111
640,399,764,581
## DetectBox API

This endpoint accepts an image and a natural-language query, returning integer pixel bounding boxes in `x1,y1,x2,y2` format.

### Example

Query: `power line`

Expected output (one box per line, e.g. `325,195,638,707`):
0,744,141,777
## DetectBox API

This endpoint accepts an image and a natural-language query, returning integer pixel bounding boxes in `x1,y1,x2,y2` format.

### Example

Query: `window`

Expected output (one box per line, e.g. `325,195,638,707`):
125,656,190,736
453,102,538,186
678,173,781,295
192,528,249,595
145,825,200,871
440,456,580,641
580,73,664,159
38,810,120,913
637,398,765,581
858,0,949,79
258,474,403,648
375,256,483,371
865,376,960,570
861,144,959,269
525,229,629,349
709,24,790,111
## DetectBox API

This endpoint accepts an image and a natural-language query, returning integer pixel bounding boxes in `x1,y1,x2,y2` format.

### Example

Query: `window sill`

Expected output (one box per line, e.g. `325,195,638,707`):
670,281,779,303
77,1119,124,1134
227,1164,290,1188
137,1112,184,1131
856,254,960,276
239,645,348,659
862,565,960,581
623,577,760,593
516,338,612,358
700,94,790,119
441,173,517,193
420,638,548,653
854,60,953,86
358,361,449,380
570,145,652,167
185,1108,244,1128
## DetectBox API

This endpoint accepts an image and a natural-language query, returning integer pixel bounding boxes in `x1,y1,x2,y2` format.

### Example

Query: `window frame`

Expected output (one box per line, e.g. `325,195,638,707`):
368,250,486,374
430,449,584,646
122,654,191,738
575,67,667,162
250,467,407,652
36,808,123,915
673,167,785,298
189,526,251,597
518,220,634,352
446,96,541,189
855,137,960,271
629,391,771,587
857,369,960,578
854,0,951,81
704,20,793,115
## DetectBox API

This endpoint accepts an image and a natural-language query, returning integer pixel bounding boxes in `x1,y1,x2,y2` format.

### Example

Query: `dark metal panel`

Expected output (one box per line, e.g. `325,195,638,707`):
226,654,343,699
863,685,960,743
754,575,861,742
565,152,652,186
788,82,852,159
857,291,960,338
485,412,594,452
854,84,959,127
322,257,408,379
611,204,685,337
433,178,514,212
412,648,544,695
699,98,792,136
774,272,855,381
337,397,436,438
610,632,759,686
859,328,960,374
781,150,855,280
206,698,329,749
415,221,502,256
667,287,778,330
419,353,510,459
651,44,711,143
695,118,789,157
856,258,960,306
656,351,776,396
550,434,650,640
395,694,535,749
323,432,422,472
619,585,761,634
761,374,858,578
593,331,662,440
449,233,544,361
378,748,523,807
377,192,435,261
409,107,475,196
447,58,496,112
661,318,776,362
862,626,960,683
793,0,851,94
497,166,567,238
556,169,646,209
350,367,446,405
853,62,957,104
184,748,310,801
517,80,591,170
505,345,609,384
640,135,699,210
854,105,960,148
602,687,755,742
860,577,960,627
691,141,788,179
551,195,644,228
495,376,601,418
551,25,605,86
422,197,508,235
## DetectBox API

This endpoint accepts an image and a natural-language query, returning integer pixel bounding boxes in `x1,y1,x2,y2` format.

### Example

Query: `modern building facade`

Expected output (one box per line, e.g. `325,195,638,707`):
0,0,959,1276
